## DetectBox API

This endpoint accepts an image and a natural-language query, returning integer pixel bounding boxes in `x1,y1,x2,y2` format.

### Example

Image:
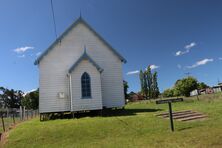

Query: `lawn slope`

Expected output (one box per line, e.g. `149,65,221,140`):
5,93,222,148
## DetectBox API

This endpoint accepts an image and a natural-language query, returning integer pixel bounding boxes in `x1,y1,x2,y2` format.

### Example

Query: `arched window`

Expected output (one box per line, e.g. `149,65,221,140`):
81,72,91,98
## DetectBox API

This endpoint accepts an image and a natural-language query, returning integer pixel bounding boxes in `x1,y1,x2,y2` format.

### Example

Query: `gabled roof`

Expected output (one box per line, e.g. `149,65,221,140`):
68,49,103,73
34,17,127,65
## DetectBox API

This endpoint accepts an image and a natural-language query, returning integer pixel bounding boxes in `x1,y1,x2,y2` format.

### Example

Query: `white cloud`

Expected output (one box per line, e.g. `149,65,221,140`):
219,57,222,60
150,64,159,70
175,42,196,56
126,70,139,75
177,64,182,69
14,46,34,53
186,58,214,69
175,49,189,56
184,42,196,50
23,88,37,96
18,54,25,58
36,52,42,57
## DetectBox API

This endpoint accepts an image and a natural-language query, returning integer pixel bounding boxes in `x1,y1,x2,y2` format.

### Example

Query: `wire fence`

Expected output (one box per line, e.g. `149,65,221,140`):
0,107,39,133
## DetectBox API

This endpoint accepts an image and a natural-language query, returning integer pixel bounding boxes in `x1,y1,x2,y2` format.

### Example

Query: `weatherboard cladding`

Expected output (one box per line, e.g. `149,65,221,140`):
34,17,126,65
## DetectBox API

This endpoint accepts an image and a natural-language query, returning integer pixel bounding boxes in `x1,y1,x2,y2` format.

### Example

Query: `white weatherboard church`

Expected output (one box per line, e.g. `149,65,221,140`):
35,17,127,115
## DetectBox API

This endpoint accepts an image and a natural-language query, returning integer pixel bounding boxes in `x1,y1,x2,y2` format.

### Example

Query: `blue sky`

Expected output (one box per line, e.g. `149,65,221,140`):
0,0,222,93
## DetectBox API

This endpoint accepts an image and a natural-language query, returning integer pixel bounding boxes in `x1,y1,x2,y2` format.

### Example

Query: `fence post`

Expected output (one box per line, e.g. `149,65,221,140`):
12,110,15,124
6,107,9,118
23,106,26,120
20,106,22,121
1,116,5,132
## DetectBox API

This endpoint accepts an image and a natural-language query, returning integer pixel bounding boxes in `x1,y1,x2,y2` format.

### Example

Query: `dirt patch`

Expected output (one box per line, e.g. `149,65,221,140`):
0,123,20,147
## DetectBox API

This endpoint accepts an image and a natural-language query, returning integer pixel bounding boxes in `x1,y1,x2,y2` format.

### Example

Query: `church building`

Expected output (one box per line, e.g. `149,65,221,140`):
34,17,127,115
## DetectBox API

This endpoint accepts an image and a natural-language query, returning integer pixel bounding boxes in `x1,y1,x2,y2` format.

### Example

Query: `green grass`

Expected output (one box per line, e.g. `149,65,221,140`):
5,93,222,148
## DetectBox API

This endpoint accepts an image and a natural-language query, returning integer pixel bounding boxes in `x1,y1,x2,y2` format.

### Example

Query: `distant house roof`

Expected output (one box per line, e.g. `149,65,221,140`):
34,17,127,65
212,85,222,88
68,49,103,73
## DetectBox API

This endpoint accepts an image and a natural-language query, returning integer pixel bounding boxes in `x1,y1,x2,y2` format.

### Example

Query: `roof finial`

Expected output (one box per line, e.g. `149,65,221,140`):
80,9,82,19
84,45,86,53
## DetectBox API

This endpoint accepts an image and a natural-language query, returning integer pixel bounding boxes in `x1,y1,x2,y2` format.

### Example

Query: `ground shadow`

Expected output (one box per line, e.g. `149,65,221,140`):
44,108,163,120
101,108,163,117
177,126,193,131
73,108,163,119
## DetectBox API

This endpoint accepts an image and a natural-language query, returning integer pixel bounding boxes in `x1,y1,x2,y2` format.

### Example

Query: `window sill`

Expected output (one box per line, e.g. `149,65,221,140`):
81,97,92,99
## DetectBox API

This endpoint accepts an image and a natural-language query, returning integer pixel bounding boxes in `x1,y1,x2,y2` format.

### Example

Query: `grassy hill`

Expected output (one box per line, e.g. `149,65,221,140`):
4,93,222,148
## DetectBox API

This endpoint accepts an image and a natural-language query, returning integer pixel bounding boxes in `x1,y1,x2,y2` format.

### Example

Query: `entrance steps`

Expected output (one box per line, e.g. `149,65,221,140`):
156,110,207,122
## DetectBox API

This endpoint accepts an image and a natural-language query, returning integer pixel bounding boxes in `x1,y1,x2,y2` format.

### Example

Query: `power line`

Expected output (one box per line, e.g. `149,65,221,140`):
50,0,57,39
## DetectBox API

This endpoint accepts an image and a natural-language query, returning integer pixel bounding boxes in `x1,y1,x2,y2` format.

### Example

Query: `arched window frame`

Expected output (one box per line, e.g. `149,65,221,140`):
81,72,92,98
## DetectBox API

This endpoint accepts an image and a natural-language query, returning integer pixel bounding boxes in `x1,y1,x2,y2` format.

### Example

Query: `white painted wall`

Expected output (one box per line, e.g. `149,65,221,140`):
213,87,222,93
190,89,198,96
39,21,125,113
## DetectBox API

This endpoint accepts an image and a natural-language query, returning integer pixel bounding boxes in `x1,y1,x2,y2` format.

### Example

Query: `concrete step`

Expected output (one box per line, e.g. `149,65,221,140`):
162,112,198,118
178,115,208,121
156,110,192,116
172,113,204,119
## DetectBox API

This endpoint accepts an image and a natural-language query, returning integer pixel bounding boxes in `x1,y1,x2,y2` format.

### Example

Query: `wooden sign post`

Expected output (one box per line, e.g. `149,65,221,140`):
156,98,183,132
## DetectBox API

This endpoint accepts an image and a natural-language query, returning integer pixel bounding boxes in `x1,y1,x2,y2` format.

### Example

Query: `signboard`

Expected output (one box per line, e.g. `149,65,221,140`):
156,98,183,132
156,98,183,104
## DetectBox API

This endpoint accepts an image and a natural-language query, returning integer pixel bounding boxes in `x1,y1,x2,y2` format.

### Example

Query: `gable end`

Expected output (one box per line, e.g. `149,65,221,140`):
34,17,127,65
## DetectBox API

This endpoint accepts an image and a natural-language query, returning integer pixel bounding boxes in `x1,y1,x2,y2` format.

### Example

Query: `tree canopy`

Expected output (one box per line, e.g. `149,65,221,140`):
162,76,208,97
21,89,39,110
0,87,39,109
174,77,198,97
0,87,23,108
197,82,209,90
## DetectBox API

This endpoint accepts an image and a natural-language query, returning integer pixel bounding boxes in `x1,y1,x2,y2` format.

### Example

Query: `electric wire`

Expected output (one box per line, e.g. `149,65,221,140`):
50,0,57,39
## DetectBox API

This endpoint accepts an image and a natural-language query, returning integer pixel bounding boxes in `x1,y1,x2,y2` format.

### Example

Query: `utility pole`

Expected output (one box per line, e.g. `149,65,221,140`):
217,78,220,85
185,72,191,77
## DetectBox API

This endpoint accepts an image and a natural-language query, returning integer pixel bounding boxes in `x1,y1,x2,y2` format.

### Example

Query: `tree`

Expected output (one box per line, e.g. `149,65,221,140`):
143,71,148,99
0,87,23,108
162,89,174,98
22,89,39,109
152,72,159,98
146,66,153,99
123,81,129,100
173,88,180,97
139,66,159,99
0,87,5,108
174,77,198,97
197,82,209,90
163,77,209,97
139,70,145,98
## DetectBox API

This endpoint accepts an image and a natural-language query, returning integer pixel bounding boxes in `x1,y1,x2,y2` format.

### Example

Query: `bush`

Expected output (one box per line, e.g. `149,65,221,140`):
162,89,174,98
174,77,198,97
